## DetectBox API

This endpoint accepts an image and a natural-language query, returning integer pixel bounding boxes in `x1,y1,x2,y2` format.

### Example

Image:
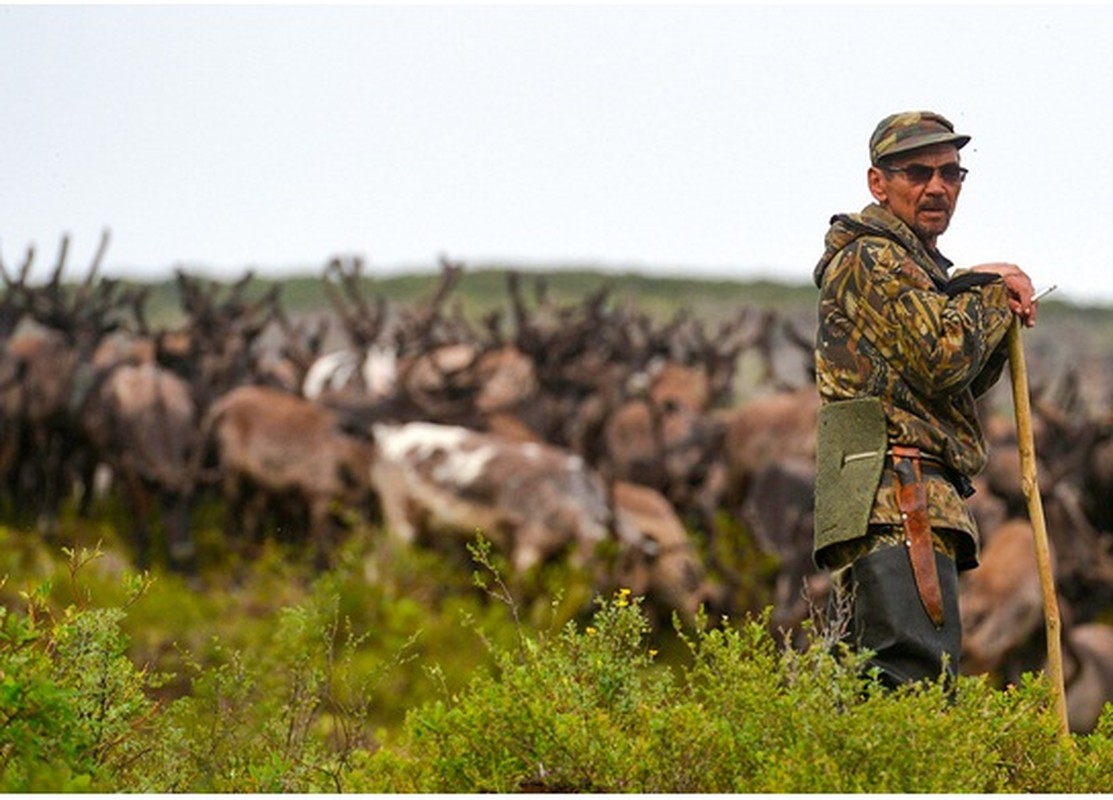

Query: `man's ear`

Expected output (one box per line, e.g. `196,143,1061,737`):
867,166,888,204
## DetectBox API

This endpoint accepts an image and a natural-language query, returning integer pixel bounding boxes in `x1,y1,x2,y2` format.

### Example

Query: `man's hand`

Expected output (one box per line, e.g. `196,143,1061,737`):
970,262,1038,327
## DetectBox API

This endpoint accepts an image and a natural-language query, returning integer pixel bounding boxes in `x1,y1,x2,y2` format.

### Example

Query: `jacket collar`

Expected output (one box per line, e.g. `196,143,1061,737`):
814,202,952,290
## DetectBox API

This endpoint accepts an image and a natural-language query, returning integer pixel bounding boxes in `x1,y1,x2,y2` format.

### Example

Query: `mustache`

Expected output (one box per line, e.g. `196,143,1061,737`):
919,201,951,212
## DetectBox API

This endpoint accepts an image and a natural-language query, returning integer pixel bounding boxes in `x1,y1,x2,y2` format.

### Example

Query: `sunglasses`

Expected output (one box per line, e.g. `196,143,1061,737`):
883,162,968,185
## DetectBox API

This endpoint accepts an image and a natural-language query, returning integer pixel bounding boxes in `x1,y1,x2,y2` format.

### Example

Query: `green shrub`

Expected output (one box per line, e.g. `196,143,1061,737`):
351,598,1113,793
0,547,165,792
133,596,395,793
4,535,1113,793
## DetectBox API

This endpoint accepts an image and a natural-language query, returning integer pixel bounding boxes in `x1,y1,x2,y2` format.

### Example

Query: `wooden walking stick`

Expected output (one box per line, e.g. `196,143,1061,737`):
1006,297,1070,739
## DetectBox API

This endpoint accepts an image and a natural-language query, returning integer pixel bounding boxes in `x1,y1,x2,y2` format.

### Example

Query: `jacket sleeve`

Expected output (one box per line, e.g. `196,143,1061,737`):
948,268,1013,398
970,338,1010,398
825,237,1014,399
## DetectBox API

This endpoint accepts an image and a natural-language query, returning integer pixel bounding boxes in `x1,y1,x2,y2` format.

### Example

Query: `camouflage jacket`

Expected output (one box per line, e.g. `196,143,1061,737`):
812,203,1014,570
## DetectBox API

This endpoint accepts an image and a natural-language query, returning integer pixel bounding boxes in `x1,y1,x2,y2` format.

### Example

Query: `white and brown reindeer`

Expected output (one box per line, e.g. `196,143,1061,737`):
365,420,718,624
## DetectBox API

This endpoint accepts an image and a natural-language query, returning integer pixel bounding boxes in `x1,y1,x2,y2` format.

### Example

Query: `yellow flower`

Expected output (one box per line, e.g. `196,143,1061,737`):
615,587,632,607
586,626,598,636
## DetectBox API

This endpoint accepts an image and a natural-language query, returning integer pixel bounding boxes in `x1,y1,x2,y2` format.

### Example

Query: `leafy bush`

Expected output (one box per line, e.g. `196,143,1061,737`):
131,596,395,792
4,536,1113,793
351,595,1113,793
0,547,165,792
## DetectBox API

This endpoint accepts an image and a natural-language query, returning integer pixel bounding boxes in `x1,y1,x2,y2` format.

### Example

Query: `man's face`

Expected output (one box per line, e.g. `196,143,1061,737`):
867,143,964,250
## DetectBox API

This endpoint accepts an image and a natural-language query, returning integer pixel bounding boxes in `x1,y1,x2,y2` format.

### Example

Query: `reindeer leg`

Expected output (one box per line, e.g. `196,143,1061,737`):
222,472,256,558
308,497,340,571
36,427,67,541
162,488,196,572
123,471,153,570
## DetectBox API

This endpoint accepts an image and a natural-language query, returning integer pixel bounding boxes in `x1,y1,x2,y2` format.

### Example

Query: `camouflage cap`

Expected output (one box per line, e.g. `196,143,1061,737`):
869,111,970,165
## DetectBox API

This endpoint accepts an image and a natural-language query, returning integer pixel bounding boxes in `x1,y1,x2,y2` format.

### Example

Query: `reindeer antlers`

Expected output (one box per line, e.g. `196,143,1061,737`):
1,229,135,342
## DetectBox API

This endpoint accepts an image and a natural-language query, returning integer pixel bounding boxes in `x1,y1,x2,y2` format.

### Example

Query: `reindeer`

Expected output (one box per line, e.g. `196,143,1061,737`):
197,384,378,566
366,419,716,623
609,479,724,627
960,517,1113,734
303,256,467,404
79,361,199,569
164,269,284,409
597,359,721,514
251,304,330,393
713,384,820,512
0,231,145,534
495,273,763,524
368,420,612,575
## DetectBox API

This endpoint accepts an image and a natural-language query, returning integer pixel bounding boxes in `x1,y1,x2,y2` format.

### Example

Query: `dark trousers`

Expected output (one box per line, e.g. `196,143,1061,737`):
834,543,962,689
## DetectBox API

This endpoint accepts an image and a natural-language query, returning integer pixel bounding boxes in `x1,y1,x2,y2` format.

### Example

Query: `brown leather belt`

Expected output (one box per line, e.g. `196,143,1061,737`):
889,444,945,628
886,449,975,499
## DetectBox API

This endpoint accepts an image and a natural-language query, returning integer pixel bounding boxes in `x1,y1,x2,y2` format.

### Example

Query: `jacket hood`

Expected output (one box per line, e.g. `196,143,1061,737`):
813,203,948,289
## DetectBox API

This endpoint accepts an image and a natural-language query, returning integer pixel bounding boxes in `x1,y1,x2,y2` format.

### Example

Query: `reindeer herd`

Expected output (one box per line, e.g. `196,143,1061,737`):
4,234,1113,732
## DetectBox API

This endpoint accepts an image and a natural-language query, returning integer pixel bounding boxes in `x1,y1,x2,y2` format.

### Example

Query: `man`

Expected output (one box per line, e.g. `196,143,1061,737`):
812,110,1038,689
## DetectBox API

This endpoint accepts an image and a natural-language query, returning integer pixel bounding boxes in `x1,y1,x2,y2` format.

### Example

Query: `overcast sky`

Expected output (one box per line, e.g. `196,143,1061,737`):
3,4,1111,305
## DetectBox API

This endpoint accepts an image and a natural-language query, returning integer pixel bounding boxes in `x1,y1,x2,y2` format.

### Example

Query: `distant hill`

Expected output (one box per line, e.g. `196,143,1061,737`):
130,263,1110,342
130,265,819,326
